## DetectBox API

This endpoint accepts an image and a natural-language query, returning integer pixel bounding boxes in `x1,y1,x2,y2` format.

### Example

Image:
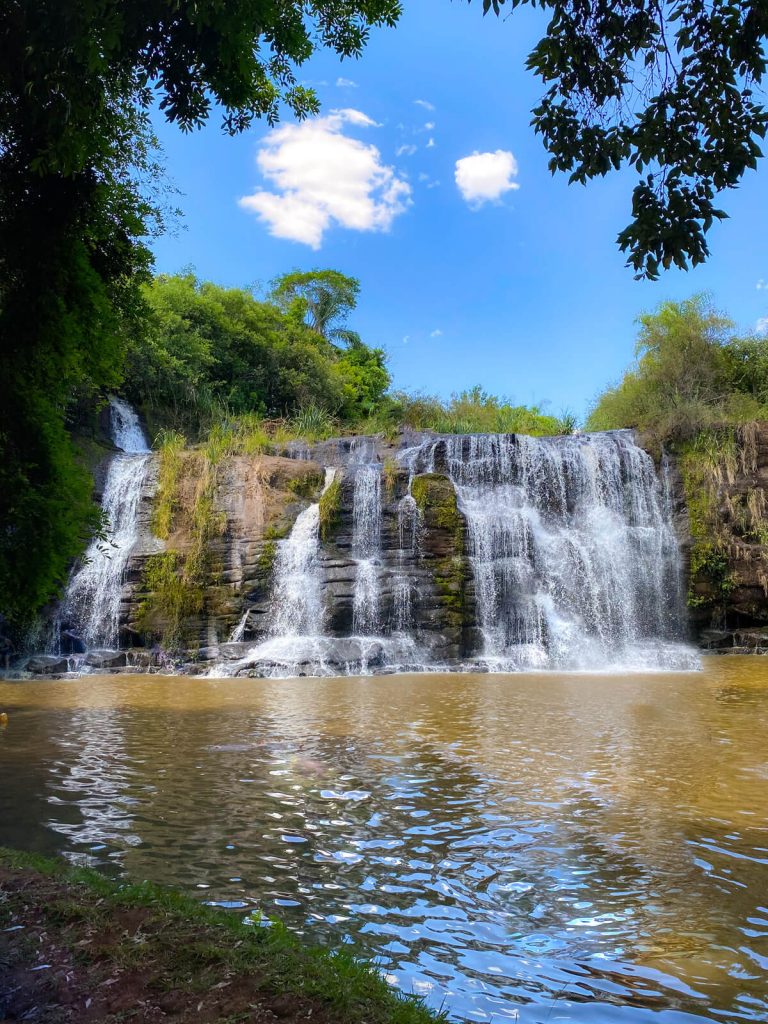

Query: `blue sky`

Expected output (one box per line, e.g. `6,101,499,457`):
151,0,768,421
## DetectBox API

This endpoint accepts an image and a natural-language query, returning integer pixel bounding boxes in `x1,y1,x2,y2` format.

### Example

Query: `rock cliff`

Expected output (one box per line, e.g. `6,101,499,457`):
664,421,768,653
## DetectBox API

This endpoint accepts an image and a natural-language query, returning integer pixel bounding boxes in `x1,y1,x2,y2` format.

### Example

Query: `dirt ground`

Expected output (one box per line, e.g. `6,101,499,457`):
0,863,403,1024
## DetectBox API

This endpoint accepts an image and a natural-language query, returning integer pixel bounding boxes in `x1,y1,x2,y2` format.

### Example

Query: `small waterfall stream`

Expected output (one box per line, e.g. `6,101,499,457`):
63,398,151,650
351,462,383,634
236,469,339,675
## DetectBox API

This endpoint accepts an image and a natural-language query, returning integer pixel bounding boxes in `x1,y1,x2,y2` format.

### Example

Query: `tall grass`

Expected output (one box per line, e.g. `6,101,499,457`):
152,429,187,539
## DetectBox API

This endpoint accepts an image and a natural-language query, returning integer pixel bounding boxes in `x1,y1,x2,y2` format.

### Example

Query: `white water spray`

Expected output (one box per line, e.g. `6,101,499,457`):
405,430,695,672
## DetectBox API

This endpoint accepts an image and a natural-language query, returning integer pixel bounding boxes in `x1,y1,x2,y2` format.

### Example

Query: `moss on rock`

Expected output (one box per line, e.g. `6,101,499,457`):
411,473,466,630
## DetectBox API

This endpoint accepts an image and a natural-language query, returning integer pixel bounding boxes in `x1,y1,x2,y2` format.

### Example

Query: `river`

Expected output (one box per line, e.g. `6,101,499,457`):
1,658,767,1022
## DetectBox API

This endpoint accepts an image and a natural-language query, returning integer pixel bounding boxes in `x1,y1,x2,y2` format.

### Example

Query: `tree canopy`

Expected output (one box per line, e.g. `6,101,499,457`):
0,1,401,629
586,295,768,442
270,270,362,342
123,272,391,432
474,0,768,278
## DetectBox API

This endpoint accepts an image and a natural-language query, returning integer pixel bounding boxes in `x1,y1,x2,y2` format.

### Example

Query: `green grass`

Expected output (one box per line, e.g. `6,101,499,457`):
319,474,343,541
151,428,187,539
0,847,444,1024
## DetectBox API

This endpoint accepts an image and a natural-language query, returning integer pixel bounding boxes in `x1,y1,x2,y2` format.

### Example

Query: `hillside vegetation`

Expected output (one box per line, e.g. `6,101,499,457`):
587,295,768,614
0,266,571,632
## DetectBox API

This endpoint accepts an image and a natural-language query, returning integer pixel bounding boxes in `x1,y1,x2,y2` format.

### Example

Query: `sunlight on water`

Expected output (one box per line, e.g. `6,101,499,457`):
1,658,767,1022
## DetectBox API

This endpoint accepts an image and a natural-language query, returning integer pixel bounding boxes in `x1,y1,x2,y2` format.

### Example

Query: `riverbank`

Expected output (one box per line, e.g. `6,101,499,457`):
0,849,441,1024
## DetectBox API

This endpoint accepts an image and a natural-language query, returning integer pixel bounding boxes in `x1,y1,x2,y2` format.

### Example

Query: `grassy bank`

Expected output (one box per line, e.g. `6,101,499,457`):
0,848,442,1024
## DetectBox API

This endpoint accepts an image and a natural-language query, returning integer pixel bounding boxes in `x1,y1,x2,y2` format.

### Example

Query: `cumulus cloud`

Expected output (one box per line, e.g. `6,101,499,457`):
414,99,435,111
756,317,768,334
336,77,357,88
455,150,520,206
430,328,443,338
426,137,436,149
757,279,768,290
239,109,411,248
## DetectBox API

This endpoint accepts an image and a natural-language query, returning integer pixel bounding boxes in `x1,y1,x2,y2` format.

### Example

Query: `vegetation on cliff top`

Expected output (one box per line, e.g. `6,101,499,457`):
586,295,768,445
0,847,441,1024
588,295,768,611
123,271,391,436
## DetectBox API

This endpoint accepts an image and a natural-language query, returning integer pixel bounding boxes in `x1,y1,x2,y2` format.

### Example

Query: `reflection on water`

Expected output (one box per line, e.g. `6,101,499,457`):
1,659,768,1022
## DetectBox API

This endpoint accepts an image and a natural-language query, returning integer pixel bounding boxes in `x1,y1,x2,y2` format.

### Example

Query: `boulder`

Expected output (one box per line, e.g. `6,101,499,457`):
25,655,69,674
85,649,126,669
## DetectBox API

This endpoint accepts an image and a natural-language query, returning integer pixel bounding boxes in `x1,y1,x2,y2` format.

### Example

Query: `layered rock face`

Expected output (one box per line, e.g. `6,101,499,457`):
107,429,695,675
122,454,328,657
33,423,765,676
120,438,471,671
666,422,768,653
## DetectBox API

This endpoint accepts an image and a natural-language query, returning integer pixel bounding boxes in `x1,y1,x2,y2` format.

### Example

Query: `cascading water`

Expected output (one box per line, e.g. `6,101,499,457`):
63,398,151,650
393,494,419,633
351,461,383,634
406,430,695,671
269,472,332,637
235,469,337,675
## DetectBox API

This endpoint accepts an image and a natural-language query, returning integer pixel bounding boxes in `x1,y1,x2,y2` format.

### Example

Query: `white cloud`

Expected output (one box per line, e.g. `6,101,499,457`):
426,137,436,149
430,328,443,338
336,77,357,88
239,109,411,248
402,335,410,344
757,279,768,291
396,144,417,157
418,172,441,189
414,99,435,111
756,317,768,334
424,121,435,131
455,149,520,206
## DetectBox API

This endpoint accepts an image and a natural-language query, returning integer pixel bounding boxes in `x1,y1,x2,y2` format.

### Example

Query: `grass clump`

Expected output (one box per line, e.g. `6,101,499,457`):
319,474,343,541
290,403,337,441
287,469,324,500
151,429,187,539
385,386,571,437
0,847,444,1024
382,457,399,496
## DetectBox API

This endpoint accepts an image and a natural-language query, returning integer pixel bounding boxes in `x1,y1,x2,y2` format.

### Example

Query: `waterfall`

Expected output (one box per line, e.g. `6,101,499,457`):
63,398,151,650
235,469,337,674
393,494,419,633
351,462,383,634
269,469,334,637
407,430,693,671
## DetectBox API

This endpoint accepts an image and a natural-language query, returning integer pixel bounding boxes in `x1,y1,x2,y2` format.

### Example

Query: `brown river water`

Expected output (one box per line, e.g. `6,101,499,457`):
1,658,767,1023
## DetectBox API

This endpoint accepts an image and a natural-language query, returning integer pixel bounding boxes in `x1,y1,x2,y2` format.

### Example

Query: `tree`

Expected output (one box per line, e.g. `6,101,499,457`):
122,274,392,430
270,270,362,341
586,295,768,441
473,0,768,278
0,2,401,629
